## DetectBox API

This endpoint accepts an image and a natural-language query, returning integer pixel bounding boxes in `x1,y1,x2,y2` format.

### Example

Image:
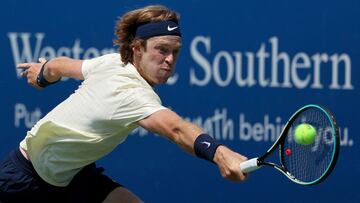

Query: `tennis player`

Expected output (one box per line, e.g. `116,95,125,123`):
0,5,248,203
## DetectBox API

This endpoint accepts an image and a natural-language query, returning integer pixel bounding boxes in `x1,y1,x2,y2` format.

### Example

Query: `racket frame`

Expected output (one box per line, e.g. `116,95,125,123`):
240,104,340,185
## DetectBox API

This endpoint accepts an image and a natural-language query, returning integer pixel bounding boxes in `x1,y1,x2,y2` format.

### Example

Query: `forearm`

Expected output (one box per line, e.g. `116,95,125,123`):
138,109,248,182
164,121,248,181
138,109,202,155
168,119,203,155
172,119,248,182
44,57,84,81
159,116,248,182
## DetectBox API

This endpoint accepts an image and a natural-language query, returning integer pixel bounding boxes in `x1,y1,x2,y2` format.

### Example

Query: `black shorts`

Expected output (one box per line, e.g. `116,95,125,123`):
0,148,121,203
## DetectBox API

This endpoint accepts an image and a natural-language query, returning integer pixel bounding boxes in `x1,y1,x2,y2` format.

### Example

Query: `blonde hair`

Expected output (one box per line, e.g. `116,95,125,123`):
114,5,180,64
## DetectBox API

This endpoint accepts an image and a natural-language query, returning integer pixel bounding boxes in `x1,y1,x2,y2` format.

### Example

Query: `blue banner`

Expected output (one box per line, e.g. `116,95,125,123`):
1,0,359,202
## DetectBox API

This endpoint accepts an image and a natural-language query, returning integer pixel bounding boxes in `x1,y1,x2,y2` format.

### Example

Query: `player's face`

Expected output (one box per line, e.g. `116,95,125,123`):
136,35,181,86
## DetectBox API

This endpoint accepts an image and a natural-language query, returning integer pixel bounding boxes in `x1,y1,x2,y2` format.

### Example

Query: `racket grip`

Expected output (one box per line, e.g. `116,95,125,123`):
240,158,261,173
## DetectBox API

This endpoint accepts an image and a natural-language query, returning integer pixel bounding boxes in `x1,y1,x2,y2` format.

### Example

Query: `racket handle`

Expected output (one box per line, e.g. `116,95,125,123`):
240,158,261,173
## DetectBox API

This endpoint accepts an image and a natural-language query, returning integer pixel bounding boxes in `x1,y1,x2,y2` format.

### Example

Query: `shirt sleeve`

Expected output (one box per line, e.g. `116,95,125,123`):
81,55,107,79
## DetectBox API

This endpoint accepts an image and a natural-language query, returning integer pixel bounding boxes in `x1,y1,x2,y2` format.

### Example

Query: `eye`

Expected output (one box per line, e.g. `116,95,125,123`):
158,47,170,55
173,49,180,56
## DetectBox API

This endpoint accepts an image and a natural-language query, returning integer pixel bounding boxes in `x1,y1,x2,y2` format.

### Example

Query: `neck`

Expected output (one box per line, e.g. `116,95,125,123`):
131,62,156,87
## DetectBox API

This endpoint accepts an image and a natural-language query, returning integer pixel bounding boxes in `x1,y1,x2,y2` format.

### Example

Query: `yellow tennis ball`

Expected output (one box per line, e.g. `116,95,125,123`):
294,123,317,145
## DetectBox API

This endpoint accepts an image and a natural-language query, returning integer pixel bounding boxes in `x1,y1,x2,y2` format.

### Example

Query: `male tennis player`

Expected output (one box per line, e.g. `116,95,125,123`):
0,5,248,203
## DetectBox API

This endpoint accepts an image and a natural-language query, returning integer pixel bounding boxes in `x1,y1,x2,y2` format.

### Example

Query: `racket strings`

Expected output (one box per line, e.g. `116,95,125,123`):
282,107,336,183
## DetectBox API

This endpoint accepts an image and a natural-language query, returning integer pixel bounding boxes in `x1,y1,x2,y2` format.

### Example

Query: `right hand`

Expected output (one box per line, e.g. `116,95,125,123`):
213,145,248,182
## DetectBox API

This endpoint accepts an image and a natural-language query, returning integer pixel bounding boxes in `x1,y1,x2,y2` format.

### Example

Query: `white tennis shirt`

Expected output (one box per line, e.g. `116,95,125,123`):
20,53,167,186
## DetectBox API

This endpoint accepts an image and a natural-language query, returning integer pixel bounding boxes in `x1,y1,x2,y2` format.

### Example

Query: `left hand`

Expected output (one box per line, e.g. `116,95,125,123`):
17,58,47,89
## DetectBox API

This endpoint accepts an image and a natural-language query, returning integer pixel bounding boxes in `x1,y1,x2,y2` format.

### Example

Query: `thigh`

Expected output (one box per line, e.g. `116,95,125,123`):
103,187,143,203
64,163,122,203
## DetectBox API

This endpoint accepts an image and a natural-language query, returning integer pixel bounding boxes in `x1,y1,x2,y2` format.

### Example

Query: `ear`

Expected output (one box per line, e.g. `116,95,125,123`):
132,41,142,57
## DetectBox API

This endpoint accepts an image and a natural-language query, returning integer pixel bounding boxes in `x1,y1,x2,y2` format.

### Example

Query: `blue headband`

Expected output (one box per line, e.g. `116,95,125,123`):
135,21,181,39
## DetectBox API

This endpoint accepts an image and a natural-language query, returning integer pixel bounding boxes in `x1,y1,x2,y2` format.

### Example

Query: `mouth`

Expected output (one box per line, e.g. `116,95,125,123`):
162,68,171,72
160,66,172,73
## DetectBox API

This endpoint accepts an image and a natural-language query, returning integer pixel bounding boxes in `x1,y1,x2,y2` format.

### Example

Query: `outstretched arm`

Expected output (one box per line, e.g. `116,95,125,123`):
138,109,248,182
17,57,83,89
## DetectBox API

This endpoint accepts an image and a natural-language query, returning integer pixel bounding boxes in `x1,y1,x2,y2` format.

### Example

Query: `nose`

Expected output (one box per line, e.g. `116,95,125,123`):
165,53,174,66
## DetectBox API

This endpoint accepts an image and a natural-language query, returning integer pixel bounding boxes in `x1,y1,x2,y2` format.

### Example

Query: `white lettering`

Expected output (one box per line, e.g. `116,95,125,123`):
14,103,42,128
189,35,354,90
213,51,234,87
8,32,45,78
129,107,353,147
256,44,269,87
329,54,353,89
190,36,212,86
83,47,100,59
8,32,117,78
234,52,256,87
310,53,328,89
291,52,311,89
188,108,234,140
239,114,283,142
270,37,291,88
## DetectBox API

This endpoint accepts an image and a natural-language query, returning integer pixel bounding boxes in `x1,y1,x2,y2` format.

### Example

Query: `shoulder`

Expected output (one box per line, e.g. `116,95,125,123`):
82,53,125,78
86,53,123,65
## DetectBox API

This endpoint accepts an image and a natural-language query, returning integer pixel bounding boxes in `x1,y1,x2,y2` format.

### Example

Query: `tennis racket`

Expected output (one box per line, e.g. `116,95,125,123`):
239,104,340,185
